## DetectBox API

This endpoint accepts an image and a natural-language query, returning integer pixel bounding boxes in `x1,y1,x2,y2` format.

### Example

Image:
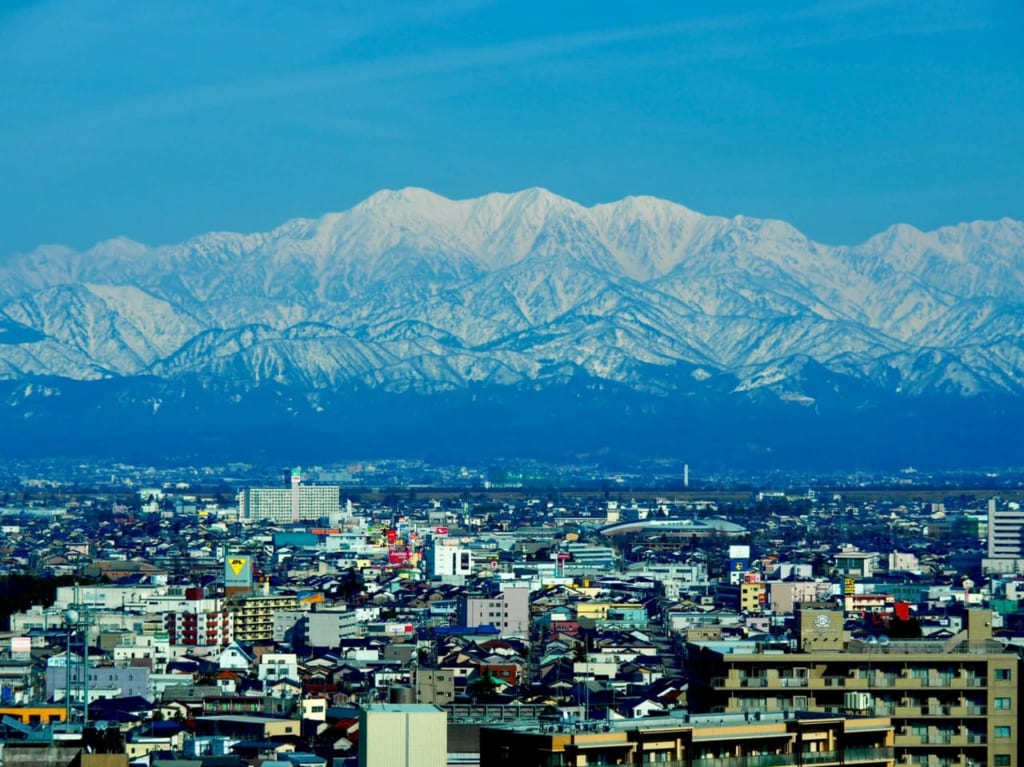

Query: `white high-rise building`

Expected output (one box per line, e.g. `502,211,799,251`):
238,484,339,523
988,498,1024,559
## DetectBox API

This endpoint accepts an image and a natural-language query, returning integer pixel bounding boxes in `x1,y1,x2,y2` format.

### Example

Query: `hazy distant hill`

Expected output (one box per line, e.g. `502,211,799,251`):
2,188,1022,467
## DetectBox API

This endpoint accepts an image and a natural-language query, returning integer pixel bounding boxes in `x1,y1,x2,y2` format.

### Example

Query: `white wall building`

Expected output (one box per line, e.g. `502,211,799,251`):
988,498,1024,559
238,485,340,523
258,652,299,684
458,587,530,635
428,543,474,579
359,704,446,767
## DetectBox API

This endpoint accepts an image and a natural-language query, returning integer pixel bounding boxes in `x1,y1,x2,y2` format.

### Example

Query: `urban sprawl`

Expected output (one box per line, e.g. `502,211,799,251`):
0,463,1022,767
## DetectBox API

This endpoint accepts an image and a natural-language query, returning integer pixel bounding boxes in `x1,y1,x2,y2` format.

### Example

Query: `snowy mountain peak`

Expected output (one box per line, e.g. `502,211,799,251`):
1,188,1023,412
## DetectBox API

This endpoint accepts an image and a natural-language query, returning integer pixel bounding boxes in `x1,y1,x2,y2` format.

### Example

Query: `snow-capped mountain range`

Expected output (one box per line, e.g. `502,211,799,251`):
3,187,1023,400
3,188,1024,467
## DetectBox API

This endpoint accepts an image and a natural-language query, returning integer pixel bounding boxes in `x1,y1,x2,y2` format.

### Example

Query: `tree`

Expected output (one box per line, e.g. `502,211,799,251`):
469,673,499,701
338,567,366,603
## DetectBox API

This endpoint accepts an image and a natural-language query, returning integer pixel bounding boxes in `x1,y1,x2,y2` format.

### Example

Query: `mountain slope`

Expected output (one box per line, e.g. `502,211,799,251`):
1,189,1023,465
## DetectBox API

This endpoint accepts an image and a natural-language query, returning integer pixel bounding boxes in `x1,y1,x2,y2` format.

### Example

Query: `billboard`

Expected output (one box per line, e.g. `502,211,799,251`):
388,549,412,565
225,554,253,588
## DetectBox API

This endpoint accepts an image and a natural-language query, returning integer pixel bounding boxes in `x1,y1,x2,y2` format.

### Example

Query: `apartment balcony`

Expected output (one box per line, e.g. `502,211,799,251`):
800,751,840,765
895,757,982,767
894,733,958,746
894,676,922,688
691,755,796,767
843,746,896,764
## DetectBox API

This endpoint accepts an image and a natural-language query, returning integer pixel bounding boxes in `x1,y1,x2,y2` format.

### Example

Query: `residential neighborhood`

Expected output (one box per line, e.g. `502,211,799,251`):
0,465,1021,767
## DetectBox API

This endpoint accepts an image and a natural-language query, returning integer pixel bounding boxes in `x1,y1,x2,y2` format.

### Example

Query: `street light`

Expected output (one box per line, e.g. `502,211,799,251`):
63,606,89,729
63,610,75,726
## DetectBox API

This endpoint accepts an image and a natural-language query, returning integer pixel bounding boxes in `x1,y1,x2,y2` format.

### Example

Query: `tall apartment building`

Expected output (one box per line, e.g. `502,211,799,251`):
226,593,299,641
988,498,1024,559
686,607,1020,767
163,609,234,646
238,484,339,523
481,711,894,767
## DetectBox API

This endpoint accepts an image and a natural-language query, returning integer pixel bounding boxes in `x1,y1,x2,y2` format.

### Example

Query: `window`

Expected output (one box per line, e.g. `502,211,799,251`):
994,726,1011,738
995,697,1012,709
994,668,1012,681
994,757,1010,767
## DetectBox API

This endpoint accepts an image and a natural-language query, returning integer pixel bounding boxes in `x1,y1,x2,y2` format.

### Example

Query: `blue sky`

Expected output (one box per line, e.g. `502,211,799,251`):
1,0,1021,256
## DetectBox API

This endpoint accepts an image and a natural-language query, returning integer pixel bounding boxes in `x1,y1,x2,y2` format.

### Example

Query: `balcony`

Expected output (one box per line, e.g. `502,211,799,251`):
801,751,840,765
843,746,895,764
692,755,795,767
894,733,956,746
778,678,809,688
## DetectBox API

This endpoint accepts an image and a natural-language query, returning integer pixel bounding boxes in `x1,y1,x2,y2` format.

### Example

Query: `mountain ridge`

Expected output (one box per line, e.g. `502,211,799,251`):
1,188,1023,466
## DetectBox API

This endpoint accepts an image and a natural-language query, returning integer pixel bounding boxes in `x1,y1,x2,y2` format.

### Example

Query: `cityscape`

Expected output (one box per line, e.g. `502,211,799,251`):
0,460,1022,766
3,2,1022,767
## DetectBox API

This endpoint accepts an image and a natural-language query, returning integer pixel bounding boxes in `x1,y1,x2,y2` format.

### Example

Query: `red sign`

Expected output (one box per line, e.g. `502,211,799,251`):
435,526,449,535
490,560,498,570
388,549,412,564
386,529,397,545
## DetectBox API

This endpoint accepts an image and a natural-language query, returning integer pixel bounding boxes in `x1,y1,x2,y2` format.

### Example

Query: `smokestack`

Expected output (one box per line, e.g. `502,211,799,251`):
683,464,689,489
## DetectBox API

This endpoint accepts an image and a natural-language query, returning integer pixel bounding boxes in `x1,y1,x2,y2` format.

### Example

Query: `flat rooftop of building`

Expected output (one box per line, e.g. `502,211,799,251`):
483,710,889,735
363,704,443,714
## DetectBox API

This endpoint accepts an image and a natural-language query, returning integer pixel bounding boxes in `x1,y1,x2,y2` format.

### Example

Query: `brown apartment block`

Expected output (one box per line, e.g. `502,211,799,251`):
686,606,1020,767
481,711,894,767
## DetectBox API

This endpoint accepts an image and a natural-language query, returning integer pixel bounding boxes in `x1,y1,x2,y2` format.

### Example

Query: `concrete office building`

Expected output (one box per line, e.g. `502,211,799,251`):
457,587,530,635
983,498,1024,575
987,499,1024,559
415,669,455,706
305,609,362,648
47,657,151,703
359,704,446,767
427,543,474,580
686,607,1019,767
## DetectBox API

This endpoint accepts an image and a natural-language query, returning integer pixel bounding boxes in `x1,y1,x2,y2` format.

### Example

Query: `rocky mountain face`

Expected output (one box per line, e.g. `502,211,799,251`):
2,188,1022,466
